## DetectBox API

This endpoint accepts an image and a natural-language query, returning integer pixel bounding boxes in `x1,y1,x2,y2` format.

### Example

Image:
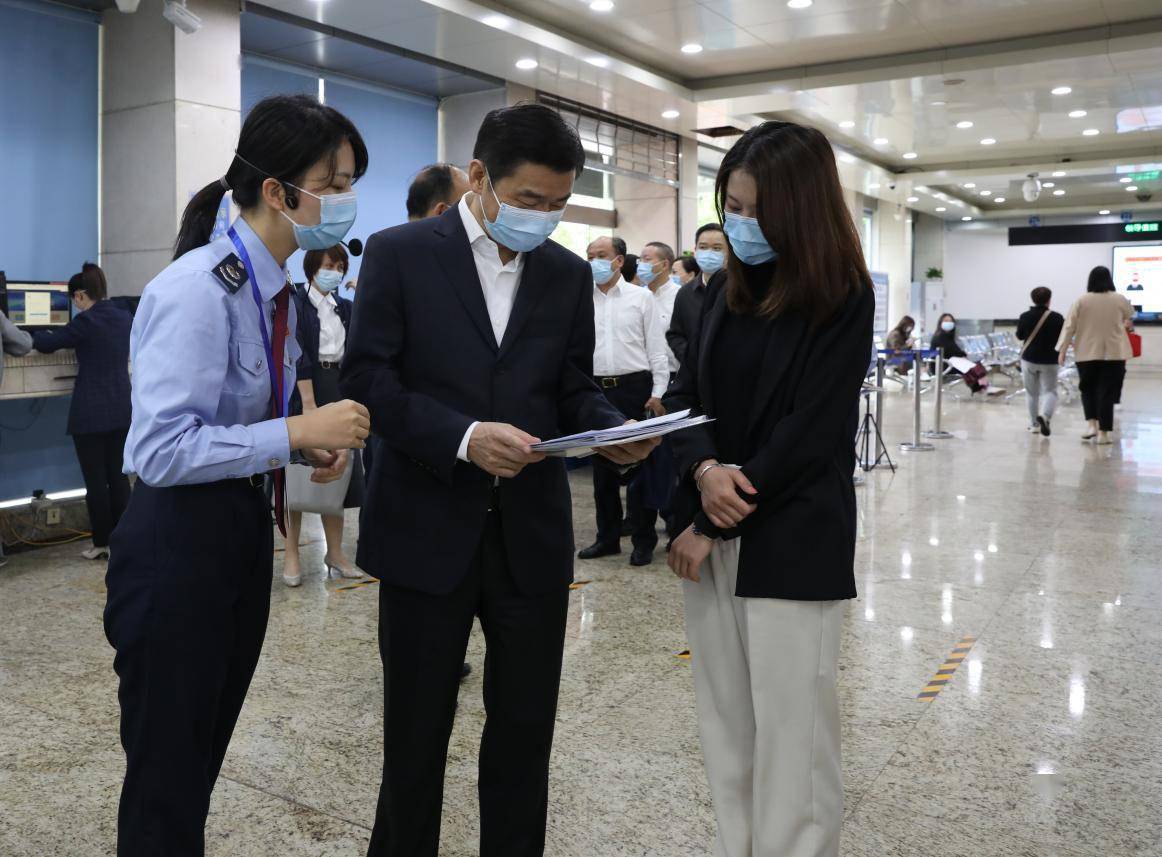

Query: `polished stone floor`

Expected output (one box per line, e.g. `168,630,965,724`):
2,374,1161,855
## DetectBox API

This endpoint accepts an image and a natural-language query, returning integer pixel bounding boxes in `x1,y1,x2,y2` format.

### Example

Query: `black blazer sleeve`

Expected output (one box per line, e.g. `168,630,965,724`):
740,286,874,507
340,232,476,485
556,259,625,435
292,288,314,379
32,312,89,352
665,287,690,367
663,287,720,482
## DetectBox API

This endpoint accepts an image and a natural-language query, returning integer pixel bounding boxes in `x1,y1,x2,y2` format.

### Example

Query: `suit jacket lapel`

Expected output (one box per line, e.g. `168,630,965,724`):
433,206,498,353
497,248,545,359
697,285,728,416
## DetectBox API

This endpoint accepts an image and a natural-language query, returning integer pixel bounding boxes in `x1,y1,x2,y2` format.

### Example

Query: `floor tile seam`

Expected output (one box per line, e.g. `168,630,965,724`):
216,772,374,833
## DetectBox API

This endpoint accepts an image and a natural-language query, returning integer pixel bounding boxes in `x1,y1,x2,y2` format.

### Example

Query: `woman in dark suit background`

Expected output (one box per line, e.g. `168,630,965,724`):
664,121,873,857
283,244,365,585
32,263,132,560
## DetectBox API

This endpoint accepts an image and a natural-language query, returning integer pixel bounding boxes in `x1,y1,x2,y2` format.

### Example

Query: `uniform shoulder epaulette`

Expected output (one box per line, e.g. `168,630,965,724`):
209,253,249,294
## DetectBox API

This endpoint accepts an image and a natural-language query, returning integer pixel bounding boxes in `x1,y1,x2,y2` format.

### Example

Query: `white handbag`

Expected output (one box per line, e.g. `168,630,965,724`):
285,451,353,517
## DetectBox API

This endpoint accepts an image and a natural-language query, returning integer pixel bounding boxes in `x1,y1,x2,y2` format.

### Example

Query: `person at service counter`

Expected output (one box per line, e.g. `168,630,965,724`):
103,94,371,856
664,120,874,857
31,263,132,560
1016,286,1064,437
1057,265,1134,445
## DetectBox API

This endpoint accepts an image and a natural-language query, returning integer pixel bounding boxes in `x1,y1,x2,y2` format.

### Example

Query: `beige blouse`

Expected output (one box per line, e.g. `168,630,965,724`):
1056,292,1134,362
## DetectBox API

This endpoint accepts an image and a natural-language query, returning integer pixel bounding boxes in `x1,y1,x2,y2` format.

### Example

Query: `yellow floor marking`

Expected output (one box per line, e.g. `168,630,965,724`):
918,636,976,700
334,577,380,592
674,649,691,661
569,580,592,590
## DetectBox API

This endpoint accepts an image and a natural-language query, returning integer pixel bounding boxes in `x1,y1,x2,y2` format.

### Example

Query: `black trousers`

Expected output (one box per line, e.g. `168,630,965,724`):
104,480,272,857
591,372,658,551
1077,360,1125,432
73,428,131,548
369,504,569,857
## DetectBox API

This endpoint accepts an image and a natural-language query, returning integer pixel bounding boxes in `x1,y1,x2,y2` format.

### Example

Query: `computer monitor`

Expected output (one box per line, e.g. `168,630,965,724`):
1112,243,1162,317
3,280,72,329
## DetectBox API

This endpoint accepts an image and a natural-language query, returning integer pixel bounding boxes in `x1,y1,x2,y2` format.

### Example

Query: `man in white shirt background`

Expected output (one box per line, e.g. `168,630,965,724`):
639,241,682,380
579,236,671,567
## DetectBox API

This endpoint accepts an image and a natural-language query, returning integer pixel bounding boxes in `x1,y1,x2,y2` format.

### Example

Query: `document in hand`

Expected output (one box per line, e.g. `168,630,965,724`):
530,409,715,458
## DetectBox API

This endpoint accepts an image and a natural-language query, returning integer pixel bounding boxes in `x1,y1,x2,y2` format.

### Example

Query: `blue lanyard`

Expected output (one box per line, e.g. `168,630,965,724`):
227,226,287,418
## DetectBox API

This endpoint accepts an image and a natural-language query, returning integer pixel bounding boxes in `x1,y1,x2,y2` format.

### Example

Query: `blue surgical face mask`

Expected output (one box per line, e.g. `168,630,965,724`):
670,274,682,286
636,260,658,286
313,268,343,293
941,320,956,332
724,212,777,265
281,185,357,251
590,258,616,284
482,171,565,253
694,248,725,274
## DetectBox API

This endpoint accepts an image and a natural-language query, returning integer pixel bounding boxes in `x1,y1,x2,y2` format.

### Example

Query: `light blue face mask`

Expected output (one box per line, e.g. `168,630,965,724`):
281,185,358,251
636,260,658,286
724,212,777,265
941,321,956,332
590,258,617,284
482,171,566,253
670,274,683,286
313,268,343,293
694,248,725,274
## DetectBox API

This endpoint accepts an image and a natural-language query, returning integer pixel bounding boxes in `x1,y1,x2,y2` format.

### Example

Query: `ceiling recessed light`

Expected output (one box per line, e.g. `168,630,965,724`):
839,153,856,163
839,120,855,129
906,196,919,202
935,206,947,212
915,185,929,192
585,56,609,67
930,100,947,107
1099,209,1111,215
1126,185,1139,191
680,42,703,54
1120,177,1132,183
962,216,973,221
1082,128,1100,136
902,151,918,159
956,120,974,129
515,58,538,70
963,182,976,189
980,137,996,145
980,190,992,196
994,197,1006,203
1051,85,1073,95
661,109,680,119
482,14,511,28
1068,109,1087,119
1053,189,1066,196
1042,182,1055,188
872,137,889,146
867,183,880,189
1052,170,1067,177
787,0,813,7
589,0,614,10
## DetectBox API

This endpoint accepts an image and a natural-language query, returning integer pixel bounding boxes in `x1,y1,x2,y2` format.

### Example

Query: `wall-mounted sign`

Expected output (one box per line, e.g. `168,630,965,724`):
1011,222,1162,245
1125,222,1160,234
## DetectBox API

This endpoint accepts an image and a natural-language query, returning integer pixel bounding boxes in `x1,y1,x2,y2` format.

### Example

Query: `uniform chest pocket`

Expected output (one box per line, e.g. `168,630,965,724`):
224,340,271,396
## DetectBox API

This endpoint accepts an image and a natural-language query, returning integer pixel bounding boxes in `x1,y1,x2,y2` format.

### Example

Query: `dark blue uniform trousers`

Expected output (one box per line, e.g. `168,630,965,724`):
104,479,272,856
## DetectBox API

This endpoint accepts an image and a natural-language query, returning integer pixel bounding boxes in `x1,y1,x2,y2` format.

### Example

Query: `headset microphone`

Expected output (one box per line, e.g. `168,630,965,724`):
341,238,363,257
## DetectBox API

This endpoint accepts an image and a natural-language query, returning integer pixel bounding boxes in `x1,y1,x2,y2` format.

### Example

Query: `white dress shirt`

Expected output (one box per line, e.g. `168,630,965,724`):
455,193,525,462
652,279,681,373
308,285,346,363
593,275,670,399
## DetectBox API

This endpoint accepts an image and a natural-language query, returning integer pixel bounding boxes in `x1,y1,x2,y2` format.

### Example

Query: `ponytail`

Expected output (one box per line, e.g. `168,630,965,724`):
68,261,108,301
173,94,369,261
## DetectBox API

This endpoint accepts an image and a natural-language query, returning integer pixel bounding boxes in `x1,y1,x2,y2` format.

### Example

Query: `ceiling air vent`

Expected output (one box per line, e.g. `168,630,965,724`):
695,125,746,138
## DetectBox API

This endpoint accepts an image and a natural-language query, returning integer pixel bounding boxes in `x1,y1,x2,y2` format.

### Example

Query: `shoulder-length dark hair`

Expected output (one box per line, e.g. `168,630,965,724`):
303,245,349,284
715,120,873,325
68,262,107,301
174,95,368,260
1087,265,1116,293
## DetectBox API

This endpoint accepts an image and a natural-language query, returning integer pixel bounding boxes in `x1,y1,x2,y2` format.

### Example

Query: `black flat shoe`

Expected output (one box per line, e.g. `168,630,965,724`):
630,548,654,567
1037,416,1051,437
578,542,620,560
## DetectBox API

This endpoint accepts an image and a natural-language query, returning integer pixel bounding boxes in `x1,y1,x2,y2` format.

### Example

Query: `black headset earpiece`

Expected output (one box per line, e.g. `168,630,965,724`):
281,182,299,210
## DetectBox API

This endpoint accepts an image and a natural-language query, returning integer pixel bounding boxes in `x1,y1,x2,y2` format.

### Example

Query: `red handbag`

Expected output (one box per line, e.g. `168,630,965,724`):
1128,330,1143,358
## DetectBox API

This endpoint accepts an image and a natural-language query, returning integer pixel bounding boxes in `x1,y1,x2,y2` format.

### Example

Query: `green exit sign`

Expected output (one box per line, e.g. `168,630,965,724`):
1129,170,1160,182
1125,222,1160,234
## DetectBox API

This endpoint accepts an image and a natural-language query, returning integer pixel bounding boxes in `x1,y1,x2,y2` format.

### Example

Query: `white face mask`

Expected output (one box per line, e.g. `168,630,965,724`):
941,320,955,332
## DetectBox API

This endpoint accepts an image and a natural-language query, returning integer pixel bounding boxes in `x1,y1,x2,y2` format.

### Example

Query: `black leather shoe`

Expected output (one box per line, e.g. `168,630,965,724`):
460,662,472,681
578,542,620,560
620,518,634,537
630,548,655,567
1037,416,1051,437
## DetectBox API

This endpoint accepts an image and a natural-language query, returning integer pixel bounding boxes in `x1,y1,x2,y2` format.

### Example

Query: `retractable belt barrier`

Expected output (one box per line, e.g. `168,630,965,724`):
878,348,939,453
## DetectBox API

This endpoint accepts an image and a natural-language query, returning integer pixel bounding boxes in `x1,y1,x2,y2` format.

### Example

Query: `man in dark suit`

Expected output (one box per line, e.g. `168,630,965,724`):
341,103,658,857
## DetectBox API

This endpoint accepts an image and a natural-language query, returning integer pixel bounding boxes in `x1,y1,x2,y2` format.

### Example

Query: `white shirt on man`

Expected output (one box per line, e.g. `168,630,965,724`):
652,279,681,373
455,192,526,462
307,285,346,363
592,275,670,399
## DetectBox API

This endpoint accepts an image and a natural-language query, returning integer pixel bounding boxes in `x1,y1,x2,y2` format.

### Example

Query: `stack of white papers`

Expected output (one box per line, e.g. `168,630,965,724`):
531,409,715,458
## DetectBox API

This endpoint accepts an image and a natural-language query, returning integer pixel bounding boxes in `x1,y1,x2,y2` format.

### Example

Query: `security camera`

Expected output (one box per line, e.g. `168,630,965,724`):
1022,173,1041,203
163,0,202,34
114,0,141,11
1137,192,1153,203
888,182,897,191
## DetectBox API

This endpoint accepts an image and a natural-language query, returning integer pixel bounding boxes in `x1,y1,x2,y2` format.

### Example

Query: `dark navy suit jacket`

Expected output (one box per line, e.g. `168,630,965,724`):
340,205,624,596
33,299,132,436
289,283,353,413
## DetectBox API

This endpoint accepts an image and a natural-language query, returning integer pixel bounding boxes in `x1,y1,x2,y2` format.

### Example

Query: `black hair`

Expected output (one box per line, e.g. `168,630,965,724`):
68,262,107,301
1087,265,1116,293
622,253,639,282
677,255,701,276
174,95,368,260
303,245,349,284
407,163,465,220
695,222,725,243
473,103,586,183
587,236,626,258
1031,287,1052,306
645,241,676,265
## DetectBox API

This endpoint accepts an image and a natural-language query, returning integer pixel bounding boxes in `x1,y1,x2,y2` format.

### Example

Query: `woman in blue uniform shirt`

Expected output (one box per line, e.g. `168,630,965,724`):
103,94,371,856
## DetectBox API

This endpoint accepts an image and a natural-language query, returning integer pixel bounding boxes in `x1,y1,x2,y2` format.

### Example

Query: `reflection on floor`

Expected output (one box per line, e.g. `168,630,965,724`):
3,377,1161,855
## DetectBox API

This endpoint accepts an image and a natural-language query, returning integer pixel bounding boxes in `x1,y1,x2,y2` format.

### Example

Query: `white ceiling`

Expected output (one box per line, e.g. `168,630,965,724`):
253,0,1162,219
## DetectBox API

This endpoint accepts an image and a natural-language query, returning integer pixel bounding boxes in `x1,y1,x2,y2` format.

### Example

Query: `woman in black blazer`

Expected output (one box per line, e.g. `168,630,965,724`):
283,245,365,586
664,121,873,857
33,263,132,560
